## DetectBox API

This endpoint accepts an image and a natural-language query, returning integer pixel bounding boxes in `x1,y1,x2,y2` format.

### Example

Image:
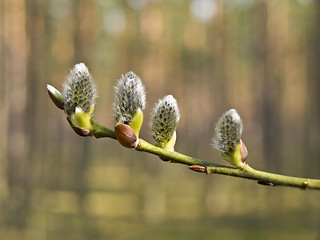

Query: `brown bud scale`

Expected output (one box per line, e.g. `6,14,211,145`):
115,123,138,148
67,117,91,136
189,165,207,173
240,139,248,162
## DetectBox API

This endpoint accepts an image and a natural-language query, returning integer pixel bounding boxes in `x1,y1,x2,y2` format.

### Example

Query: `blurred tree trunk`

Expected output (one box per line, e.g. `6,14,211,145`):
2,0,28,227
0,0,9,209
253,0,283,172
305,1,320,177
25,0,47,199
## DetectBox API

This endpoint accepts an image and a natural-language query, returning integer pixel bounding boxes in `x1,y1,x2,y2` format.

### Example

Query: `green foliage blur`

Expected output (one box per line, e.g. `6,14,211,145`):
0,0,319,239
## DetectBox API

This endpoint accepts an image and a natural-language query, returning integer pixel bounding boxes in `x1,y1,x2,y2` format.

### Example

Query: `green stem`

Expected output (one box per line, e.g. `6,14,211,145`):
207,164,320,190
90,119,116,139
136,139,225,167
136,139,320,190
79,118,320,190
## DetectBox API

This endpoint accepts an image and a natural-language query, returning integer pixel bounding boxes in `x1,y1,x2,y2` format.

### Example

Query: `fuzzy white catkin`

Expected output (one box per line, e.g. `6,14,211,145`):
213,109,243,156
151,95,180,143
63,63,97,116
113,71,146,124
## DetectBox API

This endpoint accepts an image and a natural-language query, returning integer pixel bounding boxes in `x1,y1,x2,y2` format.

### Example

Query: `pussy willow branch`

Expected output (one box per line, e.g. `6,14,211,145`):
91,119,117,139
90,119,320,190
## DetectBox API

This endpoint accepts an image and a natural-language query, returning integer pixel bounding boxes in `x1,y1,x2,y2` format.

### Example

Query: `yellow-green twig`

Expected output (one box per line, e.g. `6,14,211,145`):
89,120,320,190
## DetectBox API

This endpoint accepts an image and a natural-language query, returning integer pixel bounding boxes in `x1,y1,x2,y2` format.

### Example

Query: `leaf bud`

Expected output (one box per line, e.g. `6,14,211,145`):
47,84,64,110
115,123,138,148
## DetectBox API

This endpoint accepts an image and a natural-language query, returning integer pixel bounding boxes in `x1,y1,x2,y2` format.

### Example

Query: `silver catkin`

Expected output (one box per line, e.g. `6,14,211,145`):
113,71,146,124
151,95,180,144
63,63,97,116
213,109,243,156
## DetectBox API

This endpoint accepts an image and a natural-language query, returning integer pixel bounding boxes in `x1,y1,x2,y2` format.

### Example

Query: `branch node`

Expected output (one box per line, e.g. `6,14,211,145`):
135,138,142,150
303,180,310,189
189,165,207,173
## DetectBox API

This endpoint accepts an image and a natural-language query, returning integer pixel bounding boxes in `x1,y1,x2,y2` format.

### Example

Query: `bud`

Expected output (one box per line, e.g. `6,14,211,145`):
113,71,146,137
62,63,97,132
189,165,206,173
151,95,180,152
47,84,64,110
115,123,138,148
66,117,91,136
213,109,248,168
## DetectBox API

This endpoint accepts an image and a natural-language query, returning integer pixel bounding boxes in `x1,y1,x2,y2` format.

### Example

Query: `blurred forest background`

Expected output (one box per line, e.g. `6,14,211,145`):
0,0,320,239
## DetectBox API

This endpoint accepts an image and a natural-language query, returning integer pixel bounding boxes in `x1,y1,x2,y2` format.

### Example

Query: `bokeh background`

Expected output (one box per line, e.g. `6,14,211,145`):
1,0,320,239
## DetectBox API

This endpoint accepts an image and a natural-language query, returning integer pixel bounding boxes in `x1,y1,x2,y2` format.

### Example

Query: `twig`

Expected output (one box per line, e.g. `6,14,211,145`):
91,119,320,190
